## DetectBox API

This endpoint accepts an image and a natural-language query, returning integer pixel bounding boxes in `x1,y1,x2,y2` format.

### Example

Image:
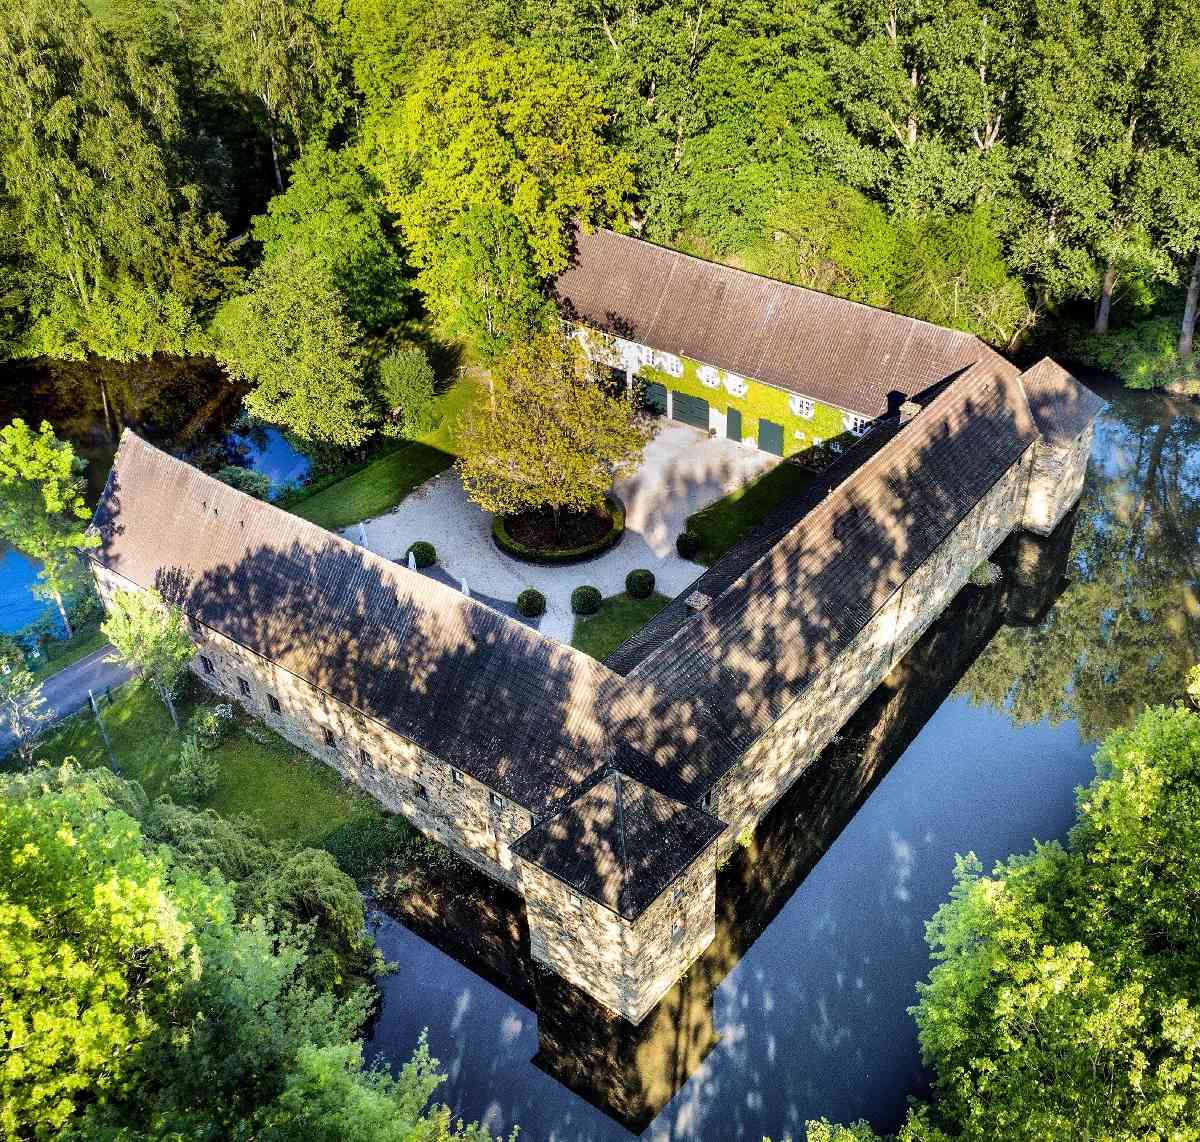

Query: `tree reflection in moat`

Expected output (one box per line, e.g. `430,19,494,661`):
957,387,1200,740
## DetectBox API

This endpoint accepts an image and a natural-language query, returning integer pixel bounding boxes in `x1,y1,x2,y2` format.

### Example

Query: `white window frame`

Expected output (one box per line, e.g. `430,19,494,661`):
789,395,815,419
843,414,871,437
654,350,684,377
697,364,721,389
723,373,747,398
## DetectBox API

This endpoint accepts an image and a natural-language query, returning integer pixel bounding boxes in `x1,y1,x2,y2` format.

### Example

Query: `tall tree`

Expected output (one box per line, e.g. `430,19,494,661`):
370,38,634,278
102,588,195,728
0,646,52,763
0,0,232,361
0,419,96,638
212,247,374,446
456,332,651,524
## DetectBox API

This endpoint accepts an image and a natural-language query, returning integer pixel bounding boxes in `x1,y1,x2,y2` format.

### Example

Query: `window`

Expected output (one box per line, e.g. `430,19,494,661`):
789,394,815,419
358,747,371,765
323,726,336,747
697,364,721,389
237,676,251,697
701,791,713,811
414,782,430,802
490,792,504,810
451,768,464,786
267,693,281,714
723,374,747,398
843,414,870,437
190,615,203,636
672,921,685,946
654,350,683,377
200,655,214,675
673,887,685,905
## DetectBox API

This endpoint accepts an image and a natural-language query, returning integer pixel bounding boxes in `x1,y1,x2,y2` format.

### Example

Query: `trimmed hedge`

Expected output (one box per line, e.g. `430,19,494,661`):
405,540,437,568
676,531,701,559
492,495,626,565
517,588,546,618
625,568,656,599
571,585,602,615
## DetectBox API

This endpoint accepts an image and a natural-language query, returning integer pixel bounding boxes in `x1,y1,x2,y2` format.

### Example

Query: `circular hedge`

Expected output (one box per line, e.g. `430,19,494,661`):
625,568,656,599
571,585,602,615
405,540,437,568
517,588,546,618
676,531,701,559
492,495,625,565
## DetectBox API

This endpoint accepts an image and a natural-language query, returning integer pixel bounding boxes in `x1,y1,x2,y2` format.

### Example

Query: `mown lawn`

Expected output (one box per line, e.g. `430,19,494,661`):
572,592,670,662
30,620,108,681
285,378,481,532
29,681,380,847
686,458,818,564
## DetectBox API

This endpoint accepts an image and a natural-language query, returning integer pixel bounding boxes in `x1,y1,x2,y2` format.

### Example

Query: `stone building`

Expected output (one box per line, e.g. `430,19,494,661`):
87,231,1105,1025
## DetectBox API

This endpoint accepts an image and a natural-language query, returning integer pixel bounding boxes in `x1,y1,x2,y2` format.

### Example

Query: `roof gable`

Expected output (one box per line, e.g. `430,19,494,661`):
1019,357,1108,445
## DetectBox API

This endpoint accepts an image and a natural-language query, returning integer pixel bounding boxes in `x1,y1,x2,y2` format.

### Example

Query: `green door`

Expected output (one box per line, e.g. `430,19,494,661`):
641,380,667,415
758,418,784,456
726,407,742,441
672,390,709,430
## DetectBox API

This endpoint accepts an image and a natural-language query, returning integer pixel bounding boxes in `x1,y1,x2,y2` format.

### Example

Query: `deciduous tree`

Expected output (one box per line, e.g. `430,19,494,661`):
0,645,51,762
0,419,96,637
102,588,195,728
456,333,651,523
377,347,437,438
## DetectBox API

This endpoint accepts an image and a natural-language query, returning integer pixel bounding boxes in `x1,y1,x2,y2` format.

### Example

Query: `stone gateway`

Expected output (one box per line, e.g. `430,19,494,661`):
87,232,1104,1025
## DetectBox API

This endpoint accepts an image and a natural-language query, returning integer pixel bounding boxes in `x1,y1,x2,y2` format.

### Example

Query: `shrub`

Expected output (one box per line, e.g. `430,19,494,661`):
171,734,219,802
969,560,1002,587
571,585,602,615
676,531,701,559
405,540,437,568
517,588,546,617
625,568,655,598
187,702,234,748
378,347,438,437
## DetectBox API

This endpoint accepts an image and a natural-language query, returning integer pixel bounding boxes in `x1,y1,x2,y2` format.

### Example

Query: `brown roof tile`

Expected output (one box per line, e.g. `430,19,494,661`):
553,227,985,418
1019,357,1107,445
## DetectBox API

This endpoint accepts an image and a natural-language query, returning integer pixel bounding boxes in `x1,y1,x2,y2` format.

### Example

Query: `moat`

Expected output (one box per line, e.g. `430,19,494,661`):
363,381,1200,1139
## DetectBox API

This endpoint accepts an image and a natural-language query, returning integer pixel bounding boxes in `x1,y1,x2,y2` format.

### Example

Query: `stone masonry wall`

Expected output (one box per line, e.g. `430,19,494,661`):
90,562,533,889
710,447,1036,855
520,845,718,1025
1021,423,1094,536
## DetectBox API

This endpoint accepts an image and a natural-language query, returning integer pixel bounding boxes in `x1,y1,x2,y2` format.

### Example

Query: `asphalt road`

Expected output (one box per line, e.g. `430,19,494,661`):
1,644,131,758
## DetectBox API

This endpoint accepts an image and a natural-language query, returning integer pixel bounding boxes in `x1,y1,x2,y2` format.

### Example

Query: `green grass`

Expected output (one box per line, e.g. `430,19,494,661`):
686,458,818,563
30,621,108,681
571,592,670,661
285,378,482,532
29,682,379,847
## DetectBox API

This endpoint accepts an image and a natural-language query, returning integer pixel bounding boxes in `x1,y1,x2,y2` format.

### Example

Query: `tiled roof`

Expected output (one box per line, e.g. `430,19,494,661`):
1019,357,1108,445
90,432,616,811
510,768,724,918
609,352,1042,795
553,227,984,419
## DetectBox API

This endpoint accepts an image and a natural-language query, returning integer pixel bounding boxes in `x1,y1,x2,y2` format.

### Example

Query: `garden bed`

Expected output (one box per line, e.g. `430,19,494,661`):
492,494,626,564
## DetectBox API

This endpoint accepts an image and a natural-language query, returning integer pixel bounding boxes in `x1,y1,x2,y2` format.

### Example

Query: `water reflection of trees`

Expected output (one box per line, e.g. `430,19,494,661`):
958,393,1200,740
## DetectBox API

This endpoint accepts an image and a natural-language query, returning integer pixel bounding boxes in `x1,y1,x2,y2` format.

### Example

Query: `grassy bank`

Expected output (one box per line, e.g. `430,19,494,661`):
284,378,480,532
686,458,817,563
572,591,670,661
29,682,380,847
30,620,108,681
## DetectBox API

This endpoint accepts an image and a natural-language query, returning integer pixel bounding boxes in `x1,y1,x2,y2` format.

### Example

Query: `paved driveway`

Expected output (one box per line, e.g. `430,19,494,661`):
347,424,777,642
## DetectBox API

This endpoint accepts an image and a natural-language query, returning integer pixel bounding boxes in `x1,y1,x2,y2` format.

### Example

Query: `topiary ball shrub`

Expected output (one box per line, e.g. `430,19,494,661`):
517,588,546,618
625,568,656,599
571,585,602,615
676,531,701,559
405,540,437,568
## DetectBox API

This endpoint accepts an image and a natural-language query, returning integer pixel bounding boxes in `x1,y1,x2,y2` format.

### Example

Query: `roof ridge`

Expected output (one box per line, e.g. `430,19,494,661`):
588,226,981,347
612,770,629,879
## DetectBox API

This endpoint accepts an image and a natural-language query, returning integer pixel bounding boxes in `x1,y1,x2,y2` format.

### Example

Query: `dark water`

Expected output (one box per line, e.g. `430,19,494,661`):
365,383,1200,1140
0,357,309,630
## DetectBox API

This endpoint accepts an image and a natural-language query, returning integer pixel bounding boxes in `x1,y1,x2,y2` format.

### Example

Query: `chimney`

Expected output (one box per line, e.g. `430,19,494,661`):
899,399,921,424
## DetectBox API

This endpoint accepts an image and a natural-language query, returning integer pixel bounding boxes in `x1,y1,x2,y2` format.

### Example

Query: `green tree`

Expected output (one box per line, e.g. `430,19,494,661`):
370,38,633,278
0,419,96,637
456,332,651,525
207,0,344,191
213,248,374,446
415,204,553,361
217,464,272,499
252,143,412,330
102,588,195,728
0,646,52,762
377,348,437,438
0,0,233,361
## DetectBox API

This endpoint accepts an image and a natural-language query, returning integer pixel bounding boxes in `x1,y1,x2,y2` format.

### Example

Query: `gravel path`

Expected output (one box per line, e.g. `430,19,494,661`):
346,425,776,644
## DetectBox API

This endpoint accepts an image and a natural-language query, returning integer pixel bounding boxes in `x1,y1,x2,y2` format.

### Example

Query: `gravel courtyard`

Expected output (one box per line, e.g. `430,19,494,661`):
345,424,777,643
